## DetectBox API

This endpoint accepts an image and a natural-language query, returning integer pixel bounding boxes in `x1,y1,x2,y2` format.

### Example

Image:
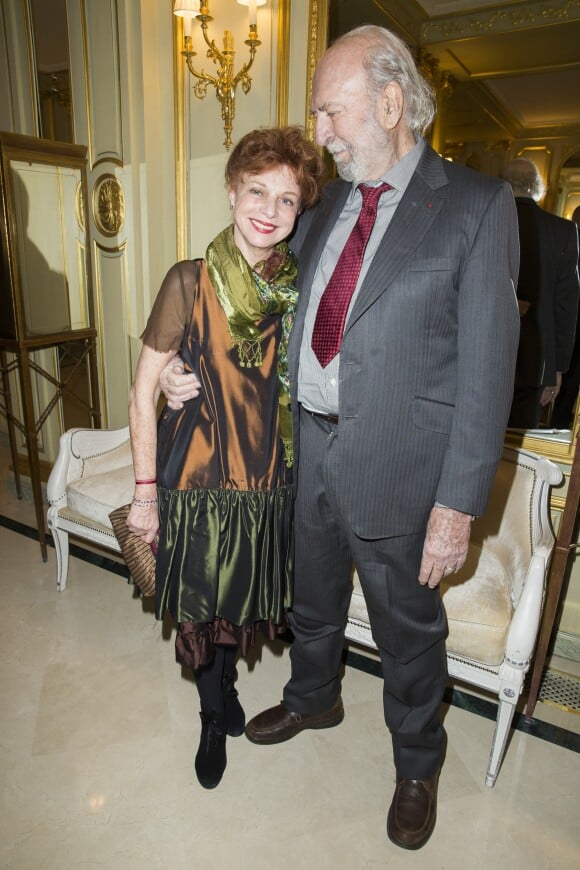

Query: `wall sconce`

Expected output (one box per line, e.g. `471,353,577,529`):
174,1,267,150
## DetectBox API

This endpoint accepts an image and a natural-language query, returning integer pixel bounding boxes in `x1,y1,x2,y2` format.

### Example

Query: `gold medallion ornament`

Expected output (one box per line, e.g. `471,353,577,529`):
93,174,125,237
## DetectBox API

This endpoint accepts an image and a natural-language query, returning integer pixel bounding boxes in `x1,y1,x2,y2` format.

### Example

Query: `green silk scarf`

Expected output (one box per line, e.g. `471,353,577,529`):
205,225,298,466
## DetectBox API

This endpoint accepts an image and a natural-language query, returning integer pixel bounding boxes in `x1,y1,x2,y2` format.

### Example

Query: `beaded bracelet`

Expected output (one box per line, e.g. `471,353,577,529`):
135,479,157,485
132,497,158,506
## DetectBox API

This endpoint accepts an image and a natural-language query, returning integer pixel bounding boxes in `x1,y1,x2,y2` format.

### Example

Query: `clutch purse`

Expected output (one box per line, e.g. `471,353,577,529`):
109,503,156,597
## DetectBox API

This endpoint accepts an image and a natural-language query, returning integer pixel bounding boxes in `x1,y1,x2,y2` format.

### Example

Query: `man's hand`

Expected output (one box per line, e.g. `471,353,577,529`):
159,360,201,410
517,299,531,317
418,505,472,589
539,372,562,407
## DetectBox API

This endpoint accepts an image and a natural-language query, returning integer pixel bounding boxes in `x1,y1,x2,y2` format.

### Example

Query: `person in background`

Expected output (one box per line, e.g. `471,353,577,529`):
501,158,579,429
551,204,580,429
126,126,323,790
160,25,519,851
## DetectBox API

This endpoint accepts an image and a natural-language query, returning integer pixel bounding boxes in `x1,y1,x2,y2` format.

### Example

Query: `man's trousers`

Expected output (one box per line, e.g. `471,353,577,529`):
284,407,448,780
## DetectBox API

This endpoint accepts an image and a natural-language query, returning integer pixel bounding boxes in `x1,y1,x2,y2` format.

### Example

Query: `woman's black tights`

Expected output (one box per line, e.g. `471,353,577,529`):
194,645,237,716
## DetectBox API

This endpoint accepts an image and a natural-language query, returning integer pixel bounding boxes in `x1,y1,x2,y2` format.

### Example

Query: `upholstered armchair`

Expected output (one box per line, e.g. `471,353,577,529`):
46,426,134,591
346,446,562,787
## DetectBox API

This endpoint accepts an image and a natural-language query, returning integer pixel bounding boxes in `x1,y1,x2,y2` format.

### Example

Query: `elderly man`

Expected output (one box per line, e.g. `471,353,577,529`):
162,25,519,851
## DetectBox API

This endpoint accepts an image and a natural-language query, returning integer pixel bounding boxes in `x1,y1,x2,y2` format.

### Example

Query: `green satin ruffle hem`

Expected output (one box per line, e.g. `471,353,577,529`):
155,485,294,628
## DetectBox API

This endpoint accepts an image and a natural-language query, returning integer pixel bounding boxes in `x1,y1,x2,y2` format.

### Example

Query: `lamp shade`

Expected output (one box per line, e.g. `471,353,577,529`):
173,0,200,16
237,0,266,27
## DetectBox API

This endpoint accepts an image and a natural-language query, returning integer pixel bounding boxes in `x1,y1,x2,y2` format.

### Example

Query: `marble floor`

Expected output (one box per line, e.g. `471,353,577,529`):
0,443,579,869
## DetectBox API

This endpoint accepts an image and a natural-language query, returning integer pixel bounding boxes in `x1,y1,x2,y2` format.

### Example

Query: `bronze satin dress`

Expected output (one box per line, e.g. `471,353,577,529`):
141,259,293,667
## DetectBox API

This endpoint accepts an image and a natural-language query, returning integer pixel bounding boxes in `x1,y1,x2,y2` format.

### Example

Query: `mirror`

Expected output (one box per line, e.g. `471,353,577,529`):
9,160,86,336
0,135,91,341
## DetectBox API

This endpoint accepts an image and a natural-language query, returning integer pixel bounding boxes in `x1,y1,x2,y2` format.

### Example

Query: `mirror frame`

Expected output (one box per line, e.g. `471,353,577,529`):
305,0,580,482
0,131,96,347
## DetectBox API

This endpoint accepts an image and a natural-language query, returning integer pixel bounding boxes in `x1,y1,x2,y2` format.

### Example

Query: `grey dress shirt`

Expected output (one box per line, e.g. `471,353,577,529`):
298,138,425,415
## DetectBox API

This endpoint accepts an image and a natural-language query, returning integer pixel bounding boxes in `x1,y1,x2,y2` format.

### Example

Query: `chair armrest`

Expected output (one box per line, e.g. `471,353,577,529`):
504,553,546,667
68,426,130,461
47,429,78,506
46,426,131,507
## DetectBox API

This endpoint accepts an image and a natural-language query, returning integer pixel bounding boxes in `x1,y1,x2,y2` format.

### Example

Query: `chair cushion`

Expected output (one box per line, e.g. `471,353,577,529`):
350,540,513,668
440,542,513,666
66,465,135,529
349,583,372,626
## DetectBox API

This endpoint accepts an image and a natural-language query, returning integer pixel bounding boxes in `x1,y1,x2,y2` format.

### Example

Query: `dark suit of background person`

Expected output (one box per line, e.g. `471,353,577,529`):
552,205,580,428
502,159,580,429
244,25,520,851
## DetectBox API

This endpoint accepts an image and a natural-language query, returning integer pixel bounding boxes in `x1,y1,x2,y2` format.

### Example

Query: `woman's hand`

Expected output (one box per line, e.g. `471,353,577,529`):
126,499,159,545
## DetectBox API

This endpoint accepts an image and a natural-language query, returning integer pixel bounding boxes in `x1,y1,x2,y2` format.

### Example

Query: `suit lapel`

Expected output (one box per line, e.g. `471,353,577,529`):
345,147,450,335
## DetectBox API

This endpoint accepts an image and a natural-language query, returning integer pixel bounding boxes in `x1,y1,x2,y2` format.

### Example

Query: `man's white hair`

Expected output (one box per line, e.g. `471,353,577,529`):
501,158,545,201
333,25,436,135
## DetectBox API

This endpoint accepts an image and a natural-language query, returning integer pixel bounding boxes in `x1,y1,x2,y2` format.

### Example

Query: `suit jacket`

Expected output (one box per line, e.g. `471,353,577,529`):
288,144,520,539
513,197,579,388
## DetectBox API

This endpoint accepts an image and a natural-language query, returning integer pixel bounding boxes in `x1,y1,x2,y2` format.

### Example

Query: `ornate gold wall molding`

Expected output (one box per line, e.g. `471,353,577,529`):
422,0,580,44
305,0,329,139
276,0,291,127
174,11,188,263
94,238,127,255
92,173,124,237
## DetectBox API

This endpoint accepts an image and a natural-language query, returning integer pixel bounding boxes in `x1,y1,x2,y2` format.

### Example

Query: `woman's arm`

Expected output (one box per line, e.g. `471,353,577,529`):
127,343,177,543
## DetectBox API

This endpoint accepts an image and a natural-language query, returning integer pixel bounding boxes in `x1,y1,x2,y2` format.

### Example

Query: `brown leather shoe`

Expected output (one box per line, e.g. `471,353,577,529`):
245,698,344,745
387,773,439,850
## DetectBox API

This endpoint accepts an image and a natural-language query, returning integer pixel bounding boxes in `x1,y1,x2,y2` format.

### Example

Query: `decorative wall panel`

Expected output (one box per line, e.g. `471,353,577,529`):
93,243,131,428
82,0,123,167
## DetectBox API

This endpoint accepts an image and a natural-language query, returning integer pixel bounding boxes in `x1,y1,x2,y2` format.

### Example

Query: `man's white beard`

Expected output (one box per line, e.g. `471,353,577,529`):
327,118,391,183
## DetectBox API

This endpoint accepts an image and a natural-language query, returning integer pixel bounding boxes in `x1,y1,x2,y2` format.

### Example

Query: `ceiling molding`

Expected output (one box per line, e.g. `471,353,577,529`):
467,59,580,80
421,0,580,44
511,124,580,141
456,80,520,138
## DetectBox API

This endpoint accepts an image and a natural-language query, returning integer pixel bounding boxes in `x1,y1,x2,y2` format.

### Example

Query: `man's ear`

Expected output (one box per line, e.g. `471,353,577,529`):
381,81,404,130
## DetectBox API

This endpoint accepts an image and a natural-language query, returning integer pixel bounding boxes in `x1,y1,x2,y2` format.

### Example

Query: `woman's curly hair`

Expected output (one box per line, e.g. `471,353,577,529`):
225,126,325,209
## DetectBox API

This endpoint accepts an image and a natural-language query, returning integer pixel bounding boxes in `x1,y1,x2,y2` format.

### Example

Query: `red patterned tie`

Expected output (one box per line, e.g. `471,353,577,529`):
311,182,392,368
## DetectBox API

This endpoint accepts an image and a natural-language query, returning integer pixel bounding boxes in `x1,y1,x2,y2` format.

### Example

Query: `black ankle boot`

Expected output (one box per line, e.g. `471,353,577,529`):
195,711,227,789
222,673,245,737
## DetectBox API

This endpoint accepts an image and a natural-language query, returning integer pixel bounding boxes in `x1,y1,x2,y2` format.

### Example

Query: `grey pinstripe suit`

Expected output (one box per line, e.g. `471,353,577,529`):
284,144,520,779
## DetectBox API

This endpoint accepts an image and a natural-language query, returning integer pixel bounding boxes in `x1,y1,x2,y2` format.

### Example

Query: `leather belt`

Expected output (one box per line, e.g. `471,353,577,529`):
304,407,339,425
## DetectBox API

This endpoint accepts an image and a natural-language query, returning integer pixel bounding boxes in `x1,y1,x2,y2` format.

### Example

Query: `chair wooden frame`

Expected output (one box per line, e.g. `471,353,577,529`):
46,426,131,590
